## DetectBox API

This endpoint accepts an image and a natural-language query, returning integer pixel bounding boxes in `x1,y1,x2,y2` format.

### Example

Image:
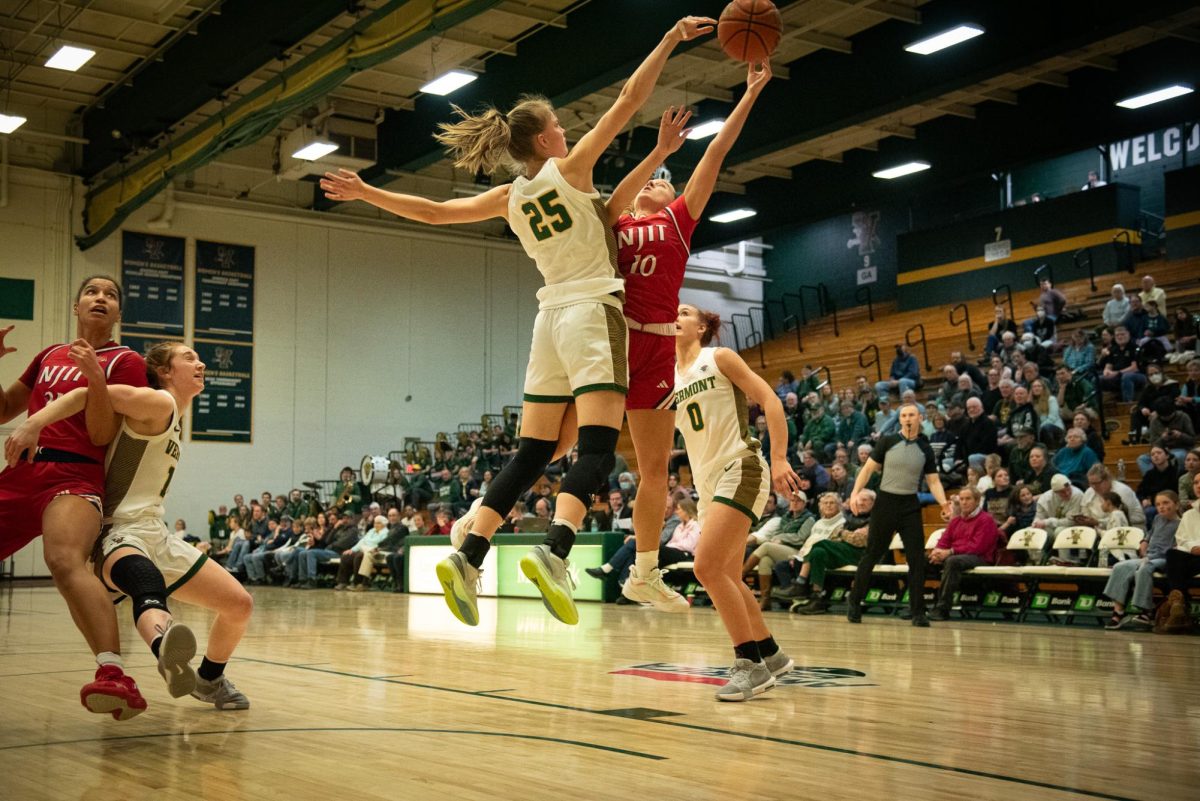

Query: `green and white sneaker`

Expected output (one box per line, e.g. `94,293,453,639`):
763,649,794,677
156,621,197,698
451,497,483,549
715,658,776,702
436,552,481,626
621,567,690,612
191,674,250,710
519,544,579,625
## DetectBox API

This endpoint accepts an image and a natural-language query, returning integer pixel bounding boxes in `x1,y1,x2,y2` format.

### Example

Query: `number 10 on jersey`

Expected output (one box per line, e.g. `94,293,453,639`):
628,253,657,276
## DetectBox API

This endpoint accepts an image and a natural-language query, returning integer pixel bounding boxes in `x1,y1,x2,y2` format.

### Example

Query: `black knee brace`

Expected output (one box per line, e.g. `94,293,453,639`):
558,425,619,505
108,553,169,623
481,436,558,516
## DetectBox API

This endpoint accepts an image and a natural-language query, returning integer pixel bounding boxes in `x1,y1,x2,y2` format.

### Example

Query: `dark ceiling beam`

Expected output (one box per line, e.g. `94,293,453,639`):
690,37,1200,251
80,0,355,178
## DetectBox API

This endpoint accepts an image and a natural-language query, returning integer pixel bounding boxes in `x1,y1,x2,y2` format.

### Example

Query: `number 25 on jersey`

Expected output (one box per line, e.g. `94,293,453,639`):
522,190,574,241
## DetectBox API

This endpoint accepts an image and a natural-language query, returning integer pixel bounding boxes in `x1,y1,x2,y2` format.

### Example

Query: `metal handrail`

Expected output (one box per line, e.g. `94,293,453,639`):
1033,262,1053,287
731,312,754,352
744,330,766,368
991,284,1015,321
765,298,790,333
1073,247,1096,292
1112,230,1135,273
905,323,932,372
798,284,827,319
748,305,770,342
858,343,881,382
854,285,874,322
783,314,803,352
781,291,807,326
827,296,840,337
1082,388,1108,441
811,365,833,393
949,303,975,351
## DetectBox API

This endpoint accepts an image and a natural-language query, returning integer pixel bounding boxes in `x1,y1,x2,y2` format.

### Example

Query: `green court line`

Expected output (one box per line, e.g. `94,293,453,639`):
0,726,665,761
234,656,1145,801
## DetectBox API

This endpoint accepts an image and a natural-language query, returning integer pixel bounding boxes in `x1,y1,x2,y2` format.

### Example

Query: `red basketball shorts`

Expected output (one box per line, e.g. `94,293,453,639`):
0,460,104,559
626,330,677,411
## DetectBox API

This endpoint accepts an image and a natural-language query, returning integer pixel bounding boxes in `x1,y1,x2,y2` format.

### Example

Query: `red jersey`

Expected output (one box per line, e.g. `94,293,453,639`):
18,342,148,462
615,195,698,325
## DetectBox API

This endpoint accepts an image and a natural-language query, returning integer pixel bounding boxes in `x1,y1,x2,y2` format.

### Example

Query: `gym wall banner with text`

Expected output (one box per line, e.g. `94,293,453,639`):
120,231,186,353
192,240,255,444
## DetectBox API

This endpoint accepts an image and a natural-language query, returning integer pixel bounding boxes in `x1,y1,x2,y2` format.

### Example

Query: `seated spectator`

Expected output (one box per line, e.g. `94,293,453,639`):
1105,491,1181,629
1062,330,1095,377
775,370,799,400
1158,472,1200,634
1028,306,1056,348
1033,474,1085,539
799,449,830,491
870,396,898,441
875,343,920,399
1075,464,1147,532
220,515,252,575
1001,385,1040,447
976,453,1003,494
1138,397,1195,473
333,514,391,591
1140,300,1173,358
1030,378,1062,448
983,468,1013,527
935,365,960,408
1178,359,1200,430
1137,448,1180,527
979,368,1002,414
801,404,835,459
1024,276,1067,332
928,486,1001,619
360,507,408,591
1131,366,1180,445
788,493,862,614
949,350,985,389
1170,308,1197,358
1081,170,1107,190
928,411,964,487
244,517,290,585
992,378,1016,425
298,512,360,589
1055,365,1093,422
587,496,701,595
1097,491,1130,534
1139,274,1167,317
1097,326,1146,402
1073,409,1107,463
961,397,998,474
985,305,1018,357
950,373,981,410
1103,283,1130,330
582,493,614,532
607,489,634,528
1017,445,1053,495
1120,295,1148,341
1003,485,1038,537
830,400,869,462
1180,449,1200,512
383,510,426,589
448,466,479,515
827,462,854,501
1016,357,1047,393
997,332,1020,369
741,490,813,609
1053,428,1100,485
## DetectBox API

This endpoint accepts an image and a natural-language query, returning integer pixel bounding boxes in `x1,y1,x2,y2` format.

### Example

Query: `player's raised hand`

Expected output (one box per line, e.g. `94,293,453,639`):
746,60,772,95
0,325,16,359
320,169,368,203
673,15,717,42
68,338,104,384
656,105,693,155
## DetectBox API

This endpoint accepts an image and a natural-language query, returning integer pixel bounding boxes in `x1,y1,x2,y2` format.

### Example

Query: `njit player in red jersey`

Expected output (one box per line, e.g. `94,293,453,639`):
0,275,151,720
599,61,772,610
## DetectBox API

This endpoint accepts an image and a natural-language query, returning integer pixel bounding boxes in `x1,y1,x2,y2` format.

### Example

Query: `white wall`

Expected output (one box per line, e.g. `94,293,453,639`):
1,168,540,568
679,239,770,350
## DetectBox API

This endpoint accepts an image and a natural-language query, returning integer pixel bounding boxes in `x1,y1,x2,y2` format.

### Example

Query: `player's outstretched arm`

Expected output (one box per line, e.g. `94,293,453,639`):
0,325,32,426
605,106,691,225
559,16,714,186
320,171,509,225
69,338,121,447
714,346,800,496
683,61,772,219
4,387,86,466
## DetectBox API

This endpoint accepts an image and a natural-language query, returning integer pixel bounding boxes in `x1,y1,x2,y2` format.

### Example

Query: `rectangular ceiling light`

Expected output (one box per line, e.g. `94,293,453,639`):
0,114,27,134
292,141,339,161
904,24,984,55
710,208,757,223
873,161,931,179
45,44,96,71
420,70,478,96
1116,84,1193,109
686,119,725,140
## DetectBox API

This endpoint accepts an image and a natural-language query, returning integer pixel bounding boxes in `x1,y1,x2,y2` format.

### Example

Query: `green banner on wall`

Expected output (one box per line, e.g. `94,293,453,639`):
0,278,34,320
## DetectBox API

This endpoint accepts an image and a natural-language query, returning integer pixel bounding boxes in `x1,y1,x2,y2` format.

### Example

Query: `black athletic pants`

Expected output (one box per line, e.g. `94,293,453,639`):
848,490,927,615
1165,549,1200,594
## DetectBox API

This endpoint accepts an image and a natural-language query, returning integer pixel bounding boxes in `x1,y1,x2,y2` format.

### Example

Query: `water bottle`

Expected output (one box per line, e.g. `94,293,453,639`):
1116,458,1126,483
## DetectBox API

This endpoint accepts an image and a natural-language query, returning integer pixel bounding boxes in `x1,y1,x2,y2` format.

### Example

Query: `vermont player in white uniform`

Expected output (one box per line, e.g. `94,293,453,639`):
11,342,253,710
321,15,717,629
674,304,801,701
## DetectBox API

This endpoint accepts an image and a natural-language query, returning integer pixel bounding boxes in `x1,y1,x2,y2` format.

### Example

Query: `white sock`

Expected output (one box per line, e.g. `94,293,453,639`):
96,651,123,669
551,518,579,534
600,564,613,574
634,550,658,578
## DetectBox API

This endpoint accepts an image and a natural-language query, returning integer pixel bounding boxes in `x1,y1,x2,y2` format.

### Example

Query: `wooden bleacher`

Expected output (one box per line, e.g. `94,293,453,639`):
617,253,1200,495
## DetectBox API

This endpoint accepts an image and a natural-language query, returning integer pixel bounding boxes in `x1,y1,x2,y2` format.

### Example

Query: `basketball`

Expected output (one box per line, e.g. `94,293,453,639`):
718,0,782,63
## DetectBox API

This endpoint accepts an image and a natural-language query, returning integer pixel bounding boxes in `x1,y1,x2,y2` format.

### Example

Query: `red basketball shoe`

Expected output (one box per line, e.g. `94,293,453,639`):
80,664,148,721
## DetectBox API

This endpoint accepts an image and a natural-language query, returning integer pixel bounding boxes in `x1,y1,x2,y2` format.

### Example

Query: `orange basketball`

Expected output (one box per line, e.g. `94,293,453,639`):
718,0,782,63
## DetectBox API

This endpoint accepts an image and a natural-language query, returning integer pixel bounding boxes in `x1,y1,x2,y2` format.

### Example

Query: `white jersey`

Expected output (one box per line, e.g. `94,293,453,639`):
103,391,182,523
674,347,760,478
508,158,625,310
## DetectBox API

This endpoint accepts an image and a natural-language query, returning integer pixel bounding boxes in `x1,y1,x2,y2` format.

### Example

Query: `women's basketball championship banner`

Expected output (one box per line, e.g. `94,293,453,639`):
120,231,186,347
191,240,255,443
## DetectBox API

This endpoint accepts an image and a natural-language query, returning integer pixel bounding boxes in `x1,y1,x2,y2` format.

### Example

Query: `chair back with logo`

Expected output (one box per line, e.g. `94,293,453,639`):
1050,526,1098,564
1098,526,1144,564
1007,527,1048,563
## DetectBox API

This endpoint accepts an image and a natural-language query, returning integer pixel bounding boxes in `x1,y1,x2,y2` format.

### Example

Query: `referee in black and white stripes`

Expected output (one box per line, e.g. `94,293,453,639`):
846,401,952,627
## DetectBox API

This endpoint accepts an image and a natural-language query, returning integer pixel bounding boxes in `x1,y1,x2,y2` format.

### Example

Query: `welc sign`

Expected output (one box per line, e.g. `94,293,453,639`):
1108,124,1199,171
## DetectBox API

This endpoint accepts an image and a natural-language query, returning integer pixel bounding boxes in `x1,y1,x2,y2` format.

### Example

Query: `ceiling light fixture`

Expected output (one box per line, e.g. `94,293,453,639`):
873,161,931,180
710,208,757,223
45,44,96,72
686,119,725,140
1115,84,1193,110
0,113,27,134
420,70,478,96
904,24,984,55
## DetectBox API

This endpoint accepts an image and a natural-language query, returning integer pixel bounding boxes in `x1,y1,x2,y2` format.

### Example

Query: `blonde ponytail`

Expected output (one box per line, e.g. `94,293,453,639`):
434,94,555,177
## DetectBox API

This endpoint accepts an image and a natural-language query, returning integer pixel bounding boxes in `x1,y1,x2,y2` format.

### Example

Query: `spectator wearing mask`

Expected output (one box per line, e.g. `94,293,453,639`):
1028,306,1056,348
1104,491,1181,630
1024,276,1067,331
928,486,1001,620
875,343,920,400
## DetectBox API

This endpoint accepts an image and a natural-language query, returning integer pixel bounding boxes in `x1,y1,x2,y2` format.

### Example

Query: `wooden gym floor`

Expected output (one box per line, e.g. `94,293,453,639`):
0,584,1196,801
